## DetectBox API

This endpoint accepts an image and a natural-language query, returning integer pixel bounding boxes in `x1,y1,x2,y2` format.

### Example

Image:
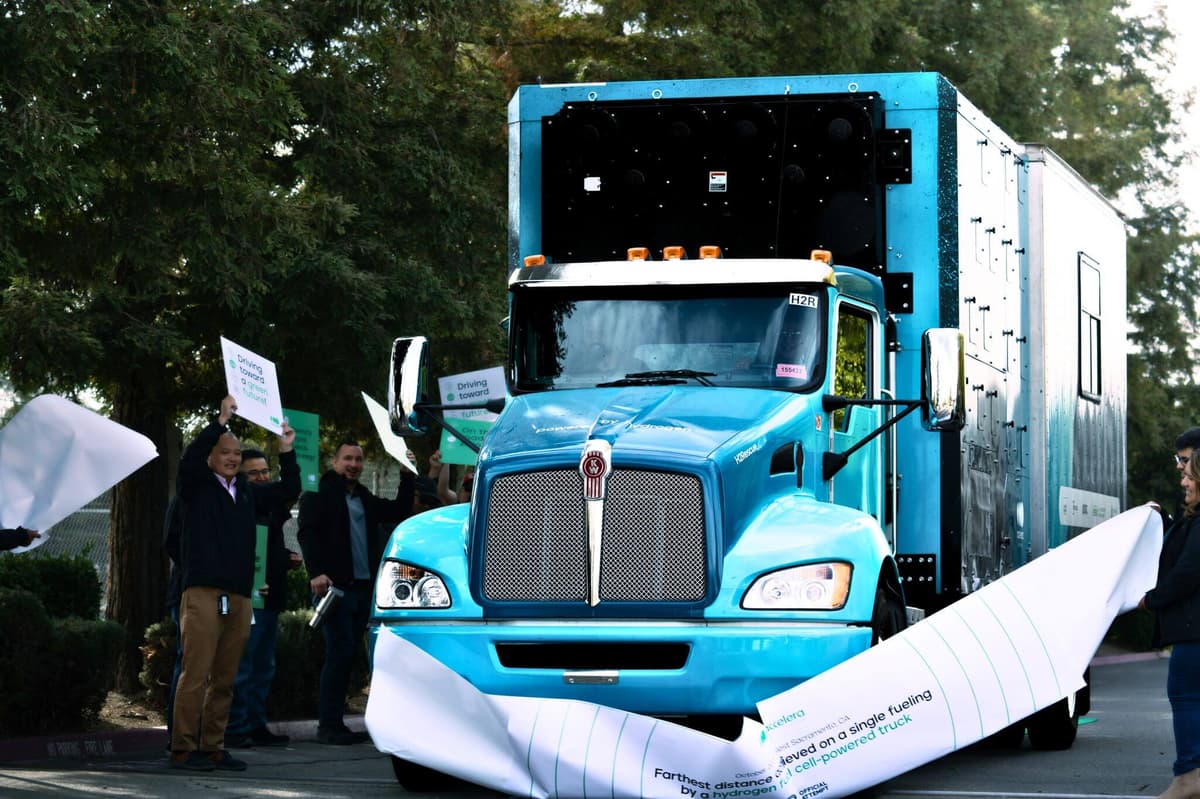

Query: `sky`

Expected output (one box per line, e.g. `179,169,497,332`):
1140,1,1200,229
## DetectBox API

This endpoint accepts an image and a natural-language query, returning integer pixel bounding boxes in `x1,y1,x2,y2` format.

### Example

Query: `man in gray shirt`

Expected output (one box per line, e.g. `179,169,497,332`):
297,441,414,744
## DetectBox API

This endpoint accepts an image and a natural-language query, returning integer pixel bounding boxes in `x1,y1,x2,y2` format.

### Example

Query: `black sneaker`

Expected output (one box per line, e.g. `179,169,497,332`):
208,750,248,771
169,751,215,772
248,727,290,747
225,732,255,749
316,725,370,745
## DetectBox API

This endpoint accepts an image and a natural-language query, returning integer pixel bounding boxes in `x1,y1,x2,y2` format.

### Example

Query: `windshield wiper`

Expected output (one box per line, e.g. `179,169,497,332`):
601,369,717,387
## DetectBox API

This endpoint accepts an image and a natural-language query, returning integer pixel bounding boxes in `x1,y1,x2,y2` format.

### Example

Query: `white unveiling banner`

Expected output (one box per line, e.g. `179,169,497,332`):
362,392,417,475
365,505,1163,798
0,395,159,552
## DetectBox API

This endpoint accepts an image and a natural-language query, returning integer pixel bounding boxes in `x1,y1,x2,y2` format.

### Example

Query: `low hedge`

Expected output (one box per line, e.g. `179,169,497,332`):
0,551,102,619
0,588,123,736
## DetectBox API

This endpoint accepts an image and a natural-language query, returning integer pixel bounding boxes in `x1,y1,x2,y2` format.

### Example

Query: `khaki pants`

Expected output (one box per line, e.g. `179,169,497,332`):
171,586,252,753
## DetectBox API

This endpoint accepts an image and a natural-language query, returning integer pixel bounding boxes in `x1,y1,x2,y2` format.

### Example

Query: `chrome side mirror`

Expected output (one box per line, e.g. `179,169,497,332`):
388,336,430,437
922,329,966,432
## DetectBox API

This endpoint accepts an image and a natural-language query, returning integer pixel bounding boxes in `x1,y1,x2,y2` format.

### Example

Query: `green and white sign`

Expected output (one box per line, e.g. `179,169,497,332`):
439,417,495,465
220,336,284,434
251,524,268,610
437,366,505,466
282,407,320,492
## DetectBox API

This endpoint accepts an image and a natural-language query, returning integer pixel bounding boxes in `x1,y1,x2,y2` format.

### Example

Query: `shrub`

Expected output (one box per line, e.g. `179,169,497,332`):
0,588,123,736
286,565,312,611
139,616,177,711
0,551,101,619
0,588,52,728
39,617,124,732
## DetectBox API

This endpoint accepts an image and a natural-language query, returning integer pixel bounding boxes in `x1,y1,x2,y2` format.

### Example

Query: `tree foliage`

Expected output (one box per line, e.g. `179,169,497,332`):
0,0,508,687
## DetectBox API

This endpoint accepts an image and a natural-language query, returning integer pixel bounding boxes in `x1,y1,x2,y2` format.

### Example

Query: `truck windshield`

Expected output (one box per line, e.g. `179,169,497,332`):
510,284,826,391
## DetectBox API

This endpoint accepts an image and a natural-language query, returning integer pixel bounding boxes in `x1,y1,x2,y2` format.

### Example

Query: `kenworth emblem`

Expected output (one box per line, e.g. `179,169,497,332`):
581,450,611,499
579,439,613,606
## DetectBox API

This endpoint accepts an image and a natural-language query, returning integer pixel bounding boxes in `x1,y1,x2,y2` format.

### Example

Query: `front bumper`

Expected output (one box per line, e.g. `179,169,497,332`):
368,619,871,715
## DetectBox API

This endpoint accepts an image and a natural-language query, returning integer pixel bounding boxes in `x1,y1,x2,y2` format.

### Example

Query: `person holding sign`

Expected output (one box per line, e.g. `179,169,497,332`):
298,441,415,745
170,395,298,772
225,447,302,749
1140,450,1200,799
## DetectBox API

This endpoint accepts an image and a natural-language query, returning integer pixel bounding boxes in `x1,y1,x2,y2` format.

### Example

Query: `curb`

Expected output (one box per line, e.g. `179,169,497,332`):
0,715,366,765
1090,649,1170,666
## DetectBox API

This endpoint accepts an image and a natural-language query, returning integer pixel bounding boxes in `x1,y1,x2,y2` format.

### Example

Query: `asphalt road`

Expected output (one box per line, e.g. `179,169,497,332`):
0,653,1177,798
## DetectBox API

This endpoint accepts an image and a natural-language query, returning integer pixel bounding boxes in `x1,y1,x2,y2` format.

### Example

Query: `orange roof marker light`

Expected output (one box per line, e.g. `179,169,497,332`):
810,249,833,265
698,245,722,259
523,254,546,267
627,247,650,261
662,246,686,261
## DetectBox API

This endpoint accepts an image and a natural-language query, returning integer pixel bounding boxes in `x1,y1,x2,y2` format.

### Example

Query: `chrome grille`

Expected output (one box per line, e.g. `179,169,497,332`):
483,469,707,603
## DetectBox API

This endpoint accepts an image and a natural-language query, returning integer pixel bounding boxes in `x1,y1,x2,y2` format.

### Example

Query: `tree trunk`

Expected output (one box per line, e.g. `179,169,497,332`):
107,385,174,694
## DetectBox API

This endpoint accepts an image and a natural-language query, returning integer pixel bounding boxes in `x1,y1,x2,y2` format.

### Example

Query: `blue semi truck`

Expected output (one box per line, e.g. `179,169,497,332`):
375,72,1127,787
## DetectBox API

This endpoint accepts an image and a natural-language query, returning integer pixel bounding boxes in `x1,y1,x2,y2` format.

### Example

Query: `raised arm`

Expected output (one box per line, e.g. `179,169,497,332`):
178,396,237,498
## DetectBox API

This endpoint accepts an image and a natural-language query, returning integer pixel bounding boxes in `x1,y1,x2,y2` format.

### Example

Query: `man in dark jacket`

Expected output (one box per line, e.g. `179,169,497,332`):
298,441,414,744
170,395,298,772
225,447,302,748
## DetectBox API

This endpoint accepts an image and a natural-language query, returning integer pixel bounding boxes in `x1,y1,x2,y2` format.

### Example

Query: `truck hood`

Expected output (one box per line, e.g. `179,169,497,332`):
486,387,796,461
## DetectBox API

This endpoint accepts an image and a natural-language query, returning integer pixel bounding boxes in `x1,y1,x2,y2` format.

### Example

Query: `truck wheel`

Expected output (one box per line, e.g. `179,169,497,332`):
390,756,460,791
982,721,1025,749
1026,693,1079,750
871,586,905,644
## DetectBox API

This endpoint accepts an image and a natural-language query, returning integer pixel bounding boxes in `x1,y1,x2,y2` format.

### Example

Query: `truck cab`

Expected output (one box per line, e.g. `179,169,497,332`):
375,249,961,720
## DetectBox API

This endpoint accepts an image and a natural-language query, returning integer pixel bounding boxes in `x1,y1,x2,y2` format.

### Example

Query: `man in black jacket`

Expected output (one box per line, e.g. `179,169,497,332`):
170,395,298,771
298,441,414,745
225,447,302,748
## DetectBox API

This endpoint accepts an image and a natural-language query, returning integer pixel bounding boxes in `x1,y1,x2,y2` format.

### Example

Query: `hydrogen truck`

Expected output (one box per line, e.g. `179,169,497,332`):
375,72,1127,787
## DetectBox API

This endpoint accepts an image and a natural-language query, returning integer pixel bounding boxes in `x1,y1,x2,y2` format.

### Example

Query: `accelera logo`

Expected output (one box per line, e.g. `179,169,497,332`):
762,708,806,733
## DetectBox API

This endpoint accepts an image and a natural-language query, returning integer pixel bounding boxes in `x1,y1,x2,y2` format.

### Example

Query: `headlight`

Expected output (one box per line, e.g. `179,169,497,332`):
376,560,452,609
742,562,852,610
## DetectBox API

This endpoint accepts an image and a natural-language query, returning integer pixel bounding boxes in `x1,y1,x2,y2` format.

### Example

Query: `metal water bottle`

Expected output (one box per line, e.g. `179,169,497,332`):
309,586,344,629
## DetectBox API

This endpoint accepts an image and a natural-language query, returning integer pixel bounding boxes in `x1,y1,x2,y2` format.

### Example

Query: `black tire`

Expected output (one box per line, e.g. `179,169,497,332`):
982,720,1025,749
871,585,906,644
1026,694,1079,750
390,756,462,791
